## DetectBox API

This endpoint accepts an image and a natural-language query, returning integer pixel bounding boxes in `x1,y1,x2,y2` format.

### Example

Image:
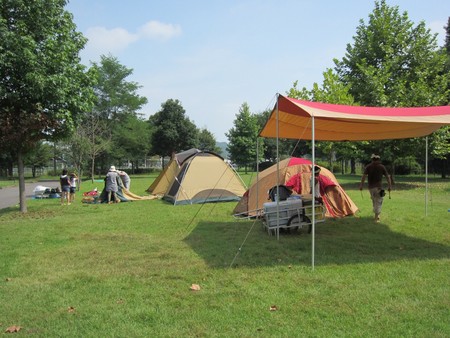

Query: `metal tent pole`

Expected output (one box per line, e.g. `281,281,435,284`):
425,136,428,216
256,137,259,215
311,115,315,270
276,94,280,240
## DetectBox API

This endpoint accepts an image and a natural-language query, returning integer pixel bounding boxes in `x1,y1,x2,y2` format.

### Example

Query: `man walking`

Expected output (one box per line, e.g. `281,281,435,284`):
359,154,392,222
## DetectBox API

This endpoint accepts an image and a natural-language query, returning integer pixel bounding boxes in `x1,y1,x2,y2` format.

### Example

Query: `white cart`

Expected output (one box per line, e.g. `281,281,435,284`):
262,196,325,235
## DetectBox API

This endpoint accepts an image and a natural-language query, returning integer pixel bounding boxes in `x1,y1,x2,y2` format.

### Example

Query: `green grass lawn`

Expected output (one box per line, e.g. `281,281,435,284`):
0,174,449,337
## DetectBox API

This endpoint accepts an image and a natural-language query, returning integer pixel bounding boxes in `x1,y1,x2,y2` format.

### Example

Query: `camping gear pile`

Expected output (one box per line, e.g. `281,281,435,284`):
33,185,60,199
82,188,100,204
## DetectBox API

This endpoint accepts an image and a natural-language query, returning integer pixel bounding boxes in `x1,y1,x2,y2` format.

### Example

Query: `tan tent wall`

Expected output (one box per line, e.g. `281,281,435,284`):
147,149,202,196
146,158,179,195
160,152,246,205
234,158,358,218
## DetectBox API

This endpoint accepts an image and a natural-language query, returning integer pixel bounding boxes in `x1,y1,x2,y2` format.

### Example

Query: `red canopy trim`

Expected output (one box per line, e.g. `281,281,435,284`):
260,95,450,141
284,97,450,117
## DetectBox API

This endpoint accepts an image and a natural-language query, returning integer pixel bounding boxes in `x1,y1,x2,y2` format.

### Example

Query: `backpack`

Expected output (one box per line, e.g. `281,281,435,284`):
268,185,292,202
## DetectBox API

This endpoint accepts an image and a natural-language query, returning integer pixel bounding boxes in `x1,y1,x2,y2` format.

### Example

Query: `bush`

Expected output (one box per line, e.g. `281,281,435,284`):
393,157,422,175
128,168,159,175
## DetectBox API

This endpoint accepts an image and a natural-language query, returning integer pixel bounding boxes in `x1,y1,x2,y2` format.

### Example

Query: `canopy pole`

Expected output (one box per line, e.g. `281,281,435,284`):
276,94,280,240
425,136,428,216
311,115,315,271
256,137,259,215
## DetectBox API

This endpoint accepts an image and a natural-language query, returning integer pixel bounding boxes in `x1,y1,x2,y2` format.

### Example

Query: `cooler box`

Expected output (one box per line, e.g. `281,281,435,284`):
263,199,303,228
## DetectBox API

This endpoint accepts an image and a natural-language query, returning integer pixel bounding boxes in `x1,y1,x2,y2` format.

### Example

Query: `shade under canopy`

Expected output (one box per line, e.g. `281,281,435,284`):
259,95,450,141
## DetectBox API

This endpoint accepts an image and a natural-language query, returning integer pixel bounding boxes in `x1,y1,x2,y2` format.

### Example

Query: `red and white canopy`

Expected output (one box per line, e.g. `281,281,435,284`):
259,95,450,141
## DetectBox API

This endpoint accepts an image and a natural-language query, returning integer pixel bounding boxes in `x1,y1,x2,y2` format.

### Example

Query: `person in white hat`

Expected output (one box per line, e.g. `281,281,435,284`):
105,166,121,203
359,154,392,222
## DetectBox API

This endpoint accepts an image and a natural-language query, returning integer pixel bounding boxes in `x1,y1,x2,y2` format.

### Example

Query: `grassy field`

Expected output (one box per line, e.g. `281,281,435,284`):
0,173,449,337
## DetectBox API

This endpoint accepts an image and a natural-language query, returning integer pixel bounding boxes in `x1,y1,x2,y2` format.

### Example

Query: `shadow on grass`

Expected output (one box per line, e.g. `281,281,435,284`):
183,217,450,268
0,206,20,216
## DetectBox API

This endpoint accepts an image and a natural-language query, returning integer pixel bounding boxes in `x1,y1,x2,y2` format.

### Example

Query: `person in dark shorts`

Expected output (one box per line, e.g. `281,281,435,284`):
359,154,392,222
60,169,71,205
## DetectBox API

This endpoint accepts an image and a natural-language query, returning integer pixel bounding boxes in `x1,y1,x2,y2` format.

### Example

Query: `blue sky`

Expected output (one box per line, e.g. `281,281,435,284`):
66,0,450,142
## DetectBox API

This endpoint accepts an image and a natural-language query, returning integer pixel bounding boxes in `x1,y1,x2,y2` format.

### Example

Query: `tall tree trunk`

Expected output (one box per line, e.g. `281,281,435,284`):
8,161,13,177
18,151,27,213
91,157,95,183
441,158,448,179
53,142,57,175
78,168,83,191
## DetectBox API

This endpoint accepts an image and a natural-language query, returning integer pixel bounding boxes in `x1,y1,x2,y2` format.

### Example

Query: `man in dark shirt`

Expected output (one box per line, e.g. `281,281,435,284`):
105,166,121,204
359,154,392,222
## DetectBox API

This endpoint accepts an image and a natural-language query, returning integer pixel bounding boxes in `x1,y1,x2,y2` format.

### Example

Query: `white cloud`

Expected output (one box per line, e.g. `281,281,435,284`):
85,26,138,54
138,20,182,41
81,20,181,62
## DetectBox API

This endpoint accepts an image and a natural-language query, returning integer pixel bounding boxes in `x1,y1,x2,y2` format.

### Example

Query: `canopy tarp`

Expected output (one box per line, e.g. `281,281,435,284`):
259,95,450,140
258,94,450,269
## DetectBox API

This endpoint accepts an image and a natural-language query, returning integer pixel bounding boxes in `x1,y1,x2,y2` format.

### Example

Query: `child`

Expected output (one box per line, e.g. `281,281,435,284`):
69,172,78,204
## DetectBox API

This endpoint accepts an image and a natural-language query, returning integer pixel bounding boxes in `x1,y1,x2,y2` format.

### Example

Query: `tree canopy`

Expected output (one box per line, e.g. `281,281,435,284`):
149,99,199,159
335,0,449,107
226,103,262,172
91,54,148,121
0,0,95,211
333,0,450,174
77,54,149,177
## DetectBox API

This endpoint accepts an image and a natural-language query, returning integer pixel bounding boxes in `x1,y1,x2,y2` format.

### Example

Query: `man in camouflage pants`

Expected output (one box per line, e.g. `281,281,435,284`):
359,154,392,222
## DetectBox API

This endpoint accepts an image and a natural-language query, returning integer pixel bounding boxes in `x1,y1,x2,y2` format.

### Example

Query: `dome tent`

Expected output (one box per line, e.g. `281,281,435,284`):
233,157,358,218
147,149,246,205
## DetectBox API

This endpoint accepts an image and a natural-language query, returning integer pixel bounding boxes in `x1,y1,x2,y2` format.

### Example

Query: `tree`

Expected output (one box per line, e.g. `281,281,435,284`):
149,99,198,166
91,54,148,121
445,17,450,104
226,103,262,173
335,0,448,107
0,0,95,212
437,18,450,178
67,127,91,189
0,152,14,177
198,128,221,154
89,55,148,171
82,112,112,181
334,0,450,174
24,141,53,178
287,71,361,172
113,114,151,172
255,109,305,163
